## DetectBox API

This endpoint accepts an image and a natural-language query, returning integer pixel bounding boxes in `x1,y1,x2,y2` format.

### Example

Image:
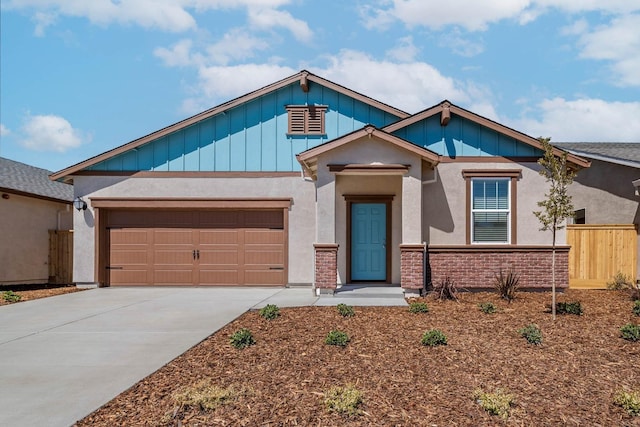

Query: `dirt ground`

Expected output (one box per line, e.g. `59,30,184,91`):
0,285,83,305
77,289,640,426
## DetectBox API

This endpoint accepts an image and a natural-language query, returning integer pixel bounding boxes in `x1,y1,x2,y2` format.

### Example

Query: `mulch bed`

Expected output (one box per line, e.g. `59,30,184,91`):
0,285,83,305
77,289,640,426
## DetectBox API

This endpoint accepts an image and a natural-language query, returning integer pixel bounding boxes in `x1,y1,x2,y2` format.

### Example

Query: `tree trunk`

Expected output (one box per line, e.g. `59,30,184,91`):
552,226,557,321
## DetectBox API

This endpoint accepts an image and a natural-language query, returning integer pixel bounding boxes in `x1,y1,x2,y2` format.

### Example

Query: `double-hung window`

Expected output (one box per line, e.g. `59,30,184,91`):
472,178,510,243
463,170,520,245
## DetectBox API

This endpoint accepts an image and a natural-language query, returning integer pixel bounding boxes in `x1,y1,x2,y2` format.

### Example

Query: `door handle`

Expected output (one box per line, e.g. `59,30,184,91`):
196,249,200,259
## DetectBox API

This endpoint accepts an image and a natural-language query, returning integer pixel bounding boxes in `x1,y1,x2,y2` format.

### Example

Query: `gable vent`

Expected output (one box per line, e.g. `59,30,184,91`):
287,105,327,135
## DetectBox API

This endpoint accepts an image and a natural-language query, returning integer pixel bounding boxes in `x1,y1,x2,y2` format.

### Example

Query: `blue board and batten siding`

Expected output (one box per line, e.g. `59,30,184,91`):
88,82,403,173
392,114,542,158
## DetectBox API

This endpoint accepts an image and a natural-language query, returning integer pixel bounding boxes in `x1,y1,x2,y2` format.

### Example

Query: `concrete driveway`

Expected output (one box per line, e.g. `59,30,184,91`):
0,287,284,427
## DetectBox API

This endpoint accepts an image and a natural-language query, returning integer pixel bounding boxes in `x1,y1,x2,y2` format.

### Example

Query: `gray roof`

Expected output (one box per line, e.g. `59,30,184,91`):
554,142,640,168
0,157,73,202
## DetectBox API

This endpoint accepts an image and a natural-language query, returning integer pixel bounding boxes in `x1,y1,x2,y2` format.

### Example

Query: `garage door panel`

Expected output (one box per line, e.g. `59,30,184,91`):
199,230,239,245
108,209,286,286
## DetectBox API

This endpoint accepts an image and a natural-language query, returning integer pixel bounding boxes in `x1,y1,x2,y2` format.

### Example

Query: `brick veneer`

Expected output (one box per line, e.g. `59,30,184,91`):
400,244,426,294
426,246,570,290
314,244,339,294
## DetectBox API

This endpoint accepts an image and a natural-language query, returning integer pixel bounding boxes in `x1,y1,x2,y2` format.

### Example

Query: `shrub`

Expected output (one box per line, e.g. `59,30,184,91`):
259,304,280,320
613,390,640,416
421,329,447,347
634,300,640,317
2,290,21,303
325,330,350,347
324,384,363,416
336,303,355,317
433,276,459,301
607,271,634,290
173,380,239,410
409,301,429,314
620,323,640,342
478,302,497,314
473,388,514,419
556,301,583,315
494,268,519,302
229,328,256,349
518,324,543,345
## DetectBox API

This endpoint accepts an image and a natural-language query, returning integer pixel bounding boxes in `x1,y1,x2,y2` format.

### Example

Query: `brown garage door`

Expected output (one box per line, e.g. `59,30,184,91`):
107,210,286,286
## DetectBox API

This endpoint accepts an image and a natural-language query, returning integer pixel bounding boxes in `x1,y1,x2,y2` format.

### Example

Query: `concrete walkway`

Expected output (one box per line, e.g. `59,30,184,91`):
0,286,406,427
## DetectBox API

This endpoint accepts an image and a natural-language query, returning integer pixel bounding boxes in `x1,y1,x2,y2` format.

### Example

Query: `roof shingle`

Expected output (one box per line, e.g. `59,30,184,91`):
0,157,73,202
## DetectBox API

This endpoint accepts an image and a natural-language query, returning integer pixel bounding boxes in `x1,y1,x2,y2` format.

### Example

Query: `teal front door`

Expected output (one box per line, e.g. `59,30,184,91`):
351,203,387,281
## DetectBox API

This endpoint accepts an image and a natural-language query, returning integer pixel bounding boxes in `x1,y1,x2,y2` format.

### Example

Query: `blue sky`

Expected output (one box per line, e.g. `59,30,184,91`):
1,0,639,172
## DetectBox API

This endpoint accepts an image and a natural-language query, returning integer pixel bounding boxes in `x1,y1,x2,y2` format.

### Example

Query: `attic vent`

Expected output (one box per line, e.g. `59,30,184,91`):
286,105,327,135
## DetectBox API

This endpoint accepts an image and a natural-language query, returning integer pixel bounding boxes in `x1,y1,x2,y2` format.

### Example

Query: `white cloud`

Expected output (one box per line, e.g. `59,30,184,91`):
510,98,640,142
154,39,202,67
206,29,270,65
441,29,484,57
20,114,85,152
386,36,419,62
247,7,313,42
361,0,640,32
573,14,640,87
0,124,10,136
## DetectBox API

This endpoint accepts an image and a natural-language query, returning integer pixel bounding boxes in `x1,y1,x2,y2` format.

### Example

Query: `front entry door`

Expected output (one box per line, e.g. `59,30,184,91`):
351,203,387,281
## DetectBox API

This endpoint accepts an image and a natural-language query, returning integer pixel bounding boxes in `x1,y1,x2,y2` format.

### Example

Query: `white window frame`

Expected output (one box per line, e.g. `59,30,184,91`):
470,177,511,244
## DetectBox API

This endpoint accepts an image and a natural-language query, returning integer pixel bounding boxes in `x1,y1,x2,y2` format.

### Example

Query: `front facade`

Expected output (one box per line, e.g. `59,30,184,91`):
52,71,589,293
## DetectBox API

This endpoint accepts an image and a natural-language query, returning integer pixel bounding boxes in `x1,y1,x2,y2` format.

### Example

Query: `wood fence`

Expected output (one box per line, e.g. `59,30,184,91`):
566,224,637,289
49,230,73,285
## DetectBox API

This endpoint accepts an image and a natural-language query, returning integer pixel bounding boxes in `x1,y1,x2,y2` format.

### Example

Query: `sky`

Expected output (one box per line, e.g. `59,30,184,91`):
1,0,639,173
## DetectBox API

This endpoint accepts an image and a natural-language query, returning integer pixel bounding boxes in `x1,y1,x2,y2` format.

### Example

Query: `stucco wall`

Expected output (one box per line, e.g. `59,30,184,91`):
0,193,72,285
569,159,640,278
72,175,316,285
423,161,563,245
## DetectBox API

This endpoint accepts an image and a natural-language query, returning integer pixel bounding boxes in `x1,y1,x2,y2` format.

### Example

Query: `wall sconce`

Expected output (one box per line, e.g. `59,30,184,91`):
73,196,87,211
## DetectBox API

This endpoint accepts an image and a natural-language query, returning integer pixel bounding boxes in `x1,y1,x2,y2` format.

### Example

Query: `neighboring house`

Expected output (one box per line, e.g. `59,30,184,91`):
1,157,73,285
555,143,640,284
51,70,590,294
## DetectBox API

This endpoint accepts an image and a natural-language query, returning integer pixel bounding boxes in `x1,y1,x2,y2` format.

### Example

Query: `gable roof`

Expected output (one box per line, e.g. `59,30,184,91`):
554,143,640,169
384,101,591,169
296,125,440,180
0,157,73,203
50,70,410,183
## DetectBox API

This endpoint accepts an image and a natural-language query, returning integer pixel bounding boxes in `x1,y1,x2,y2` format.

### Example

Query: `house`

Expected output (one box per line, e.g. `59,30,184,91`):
51,70,591,294
1,157,74,286
555,143,640,285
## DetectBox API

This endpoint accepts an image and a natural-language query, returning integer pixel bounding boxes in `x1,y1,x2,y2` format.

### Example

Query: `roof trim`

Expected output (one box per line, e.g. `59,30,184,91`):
51,70,410,182
0,187,72,205
383,100,591,169
296,125,440,179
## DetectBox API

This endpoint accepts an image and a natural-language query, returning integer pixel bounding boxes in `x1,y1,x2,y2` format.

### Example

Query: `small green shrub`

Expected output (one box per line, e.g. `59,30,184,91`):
229,328,256,349
259,304,280,320
409,301,429,314
173,380,239,410
634,300,640,317
421,329,447,347
494,268,519,302
556,301,583,315
607,271,634,290
613,389,640,416
433,276,459,301
473,388,514,419
336,303,355,317
324,384,363,416
325,330,350,347
2,290,21,303
518,324,543,345
620,323,640,342
478,302,497,314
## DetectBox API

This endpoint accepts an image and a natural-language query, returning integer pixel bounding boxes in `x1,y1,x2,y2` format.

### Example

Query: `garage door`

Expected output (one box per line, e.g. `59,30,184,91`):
107,210,286,286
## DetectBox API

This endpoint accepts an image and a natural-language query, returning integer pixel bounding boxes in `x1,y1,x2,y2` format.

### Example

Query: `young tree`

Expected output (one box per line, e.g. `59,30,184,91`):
534,137,576,320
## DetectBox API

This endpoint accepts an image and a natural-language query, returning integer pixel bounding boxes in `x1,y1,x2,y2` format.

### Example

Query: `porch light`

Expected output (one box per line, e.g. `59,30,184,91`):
73,196,87,211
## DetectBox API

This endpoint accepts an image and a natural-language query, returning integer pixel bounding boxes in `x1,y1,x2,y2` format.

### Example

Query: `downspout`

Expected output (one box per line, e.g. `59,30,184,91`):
423,241,427,296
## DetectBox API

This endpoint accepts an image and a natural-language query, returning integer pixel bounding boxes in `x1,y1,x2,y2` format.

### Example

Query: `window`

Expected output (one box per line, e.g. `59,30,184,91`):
472,179,510,243
463,170,520,245
286,105,327,135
